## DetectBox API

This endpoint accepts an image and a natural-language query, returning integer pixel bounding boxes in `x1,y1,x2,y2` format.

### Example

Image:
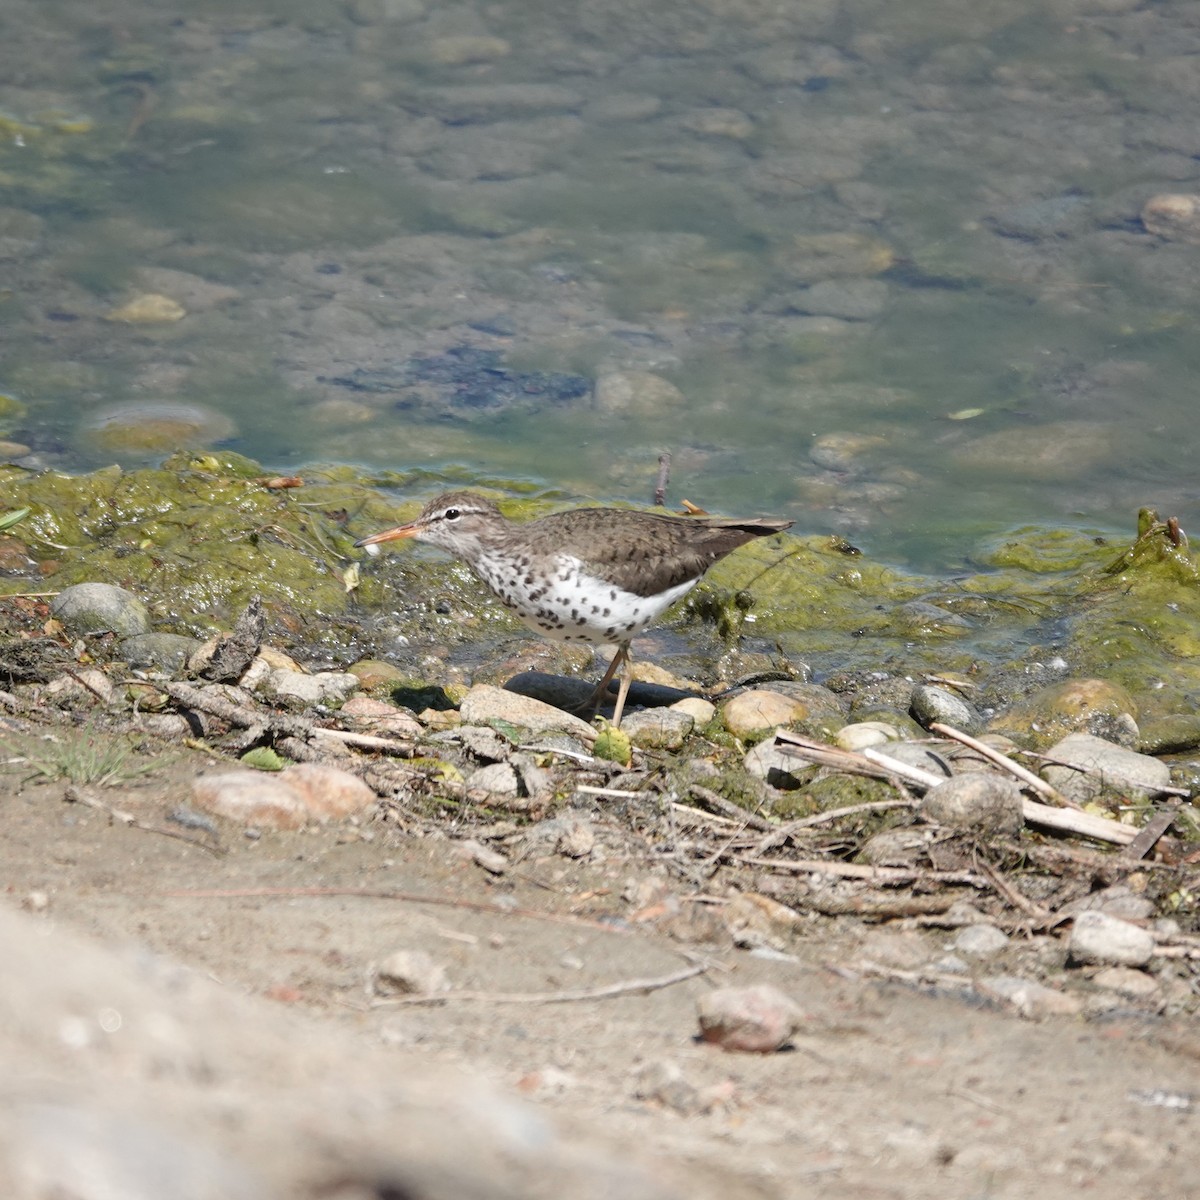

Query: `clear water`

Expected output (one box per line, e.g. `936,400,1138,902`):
3,0,1199,569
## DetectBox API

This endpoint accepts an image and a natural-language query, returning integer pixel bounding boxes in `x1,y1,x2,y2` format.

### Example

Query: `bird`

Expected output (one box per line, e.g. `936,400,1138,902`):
355,491,792,726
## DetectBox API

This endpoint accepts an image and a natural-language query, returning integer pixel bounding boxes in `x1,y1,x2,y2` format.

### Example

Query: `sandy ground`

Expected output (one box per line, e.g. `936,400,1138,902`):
2,758,1198,1200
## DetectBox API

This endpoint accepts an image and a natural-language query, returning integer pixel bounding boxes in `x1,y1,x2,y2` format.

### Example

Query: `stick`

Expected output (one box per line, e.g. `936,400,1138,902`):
928,723,1078,809
654,452,671,507
688,783,776,832
731,855,985,886
1117,804,1180,861
374,962,707,1007
65,785,224,856
1019,797,1136,845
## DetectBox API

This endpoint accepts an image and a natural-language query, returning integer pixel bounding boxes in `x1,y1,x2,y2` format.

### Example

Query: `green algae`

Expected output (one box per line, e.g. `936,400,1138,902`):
1,457,1198,735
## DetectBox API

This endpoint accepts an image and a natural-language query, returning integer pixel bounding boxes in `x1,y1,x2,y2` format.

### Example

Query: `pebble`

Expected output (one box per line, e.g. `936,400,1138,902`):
722,689,810,739
103,292,186,323
81,402,236,456
987,677,1139,748
1141,193,1200,243
426,35,511,65
466,762,520,796
191,764,376,829
1041,732,1171,807
1091,967,1161,999
620,708,694,750
47,668,116,705
593,370,686,417
374,949,449,997
695,984,805,1053
743,739,815,789
836,721,901,751
1068,911,1155,968
920,773,1023,835
265,668,359,705
671,696,716,724
339,695,423,738
678,106,755,140
50,583,151,638
909,684,983,734
118,632,202,673
952,924,1010,959
977,975,1083,1019
460,684,595,740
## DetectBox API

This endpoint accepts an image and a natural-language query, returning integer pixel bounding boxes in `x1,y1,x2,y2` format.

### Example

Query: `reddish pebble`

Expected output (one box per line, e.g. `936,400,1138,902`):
696,983,804,1053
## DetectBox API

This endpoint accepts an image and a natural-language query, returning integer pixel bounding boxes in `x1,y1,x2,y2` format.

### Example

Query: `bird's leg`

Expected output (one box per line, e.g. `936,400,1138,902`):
608,647,635,729
581,644,628,722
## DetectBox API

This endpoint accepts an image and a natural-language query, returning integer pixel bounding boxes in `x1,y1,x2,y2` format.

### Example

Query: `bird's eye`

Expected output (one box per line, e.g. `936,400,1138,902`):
444,508,461,521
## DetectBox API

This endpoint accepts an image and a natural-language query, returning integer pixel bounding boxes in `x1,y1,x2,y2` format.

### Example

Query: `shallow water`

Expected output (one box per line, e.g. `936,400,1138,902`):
3,0,1199,568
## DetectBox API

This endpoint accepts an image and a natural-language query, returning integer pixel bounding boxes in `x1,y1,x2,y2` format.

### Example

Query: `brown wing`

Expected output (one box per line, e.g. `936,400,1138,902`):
547,508,792,598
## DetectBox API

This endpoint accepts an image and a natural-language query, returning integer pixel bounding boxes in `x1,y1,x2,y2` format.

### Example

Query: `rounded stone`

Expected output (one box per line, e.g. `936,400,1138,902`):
920,773,1023,835
722,689,810,739
910,684,984,734
50,583,151,638
81,402,236,456
118,632,203,672
1141,193,1200,243
696,984,804,1053
593,370,686,417
1068,911,1155,968
952,924,1010,958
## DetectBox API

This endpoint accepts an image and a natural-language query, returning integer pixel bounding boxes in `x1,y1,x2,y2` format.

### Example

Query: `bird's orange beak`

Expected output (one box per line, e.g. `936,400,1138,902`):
354,521,420,548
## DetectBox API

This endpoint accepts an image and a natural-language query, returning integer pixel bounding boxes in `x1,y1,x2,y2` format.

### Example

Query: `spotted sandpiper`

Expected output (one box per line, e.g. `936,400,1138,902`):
356,491,792,726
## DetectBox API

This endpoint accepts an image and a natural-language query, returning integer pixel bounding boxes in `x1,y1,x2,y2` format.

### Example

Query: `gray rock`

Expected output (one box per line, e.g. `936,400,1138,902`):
910,684,983,735
920,773,1024,835
952,924,1010,959
620,708,694,750
266,669,359,705
50,583,151,638
463,684,595,740
1042,732,1172,807
978,975,1083,1018
118,632,203,673
743,739,816,789
1068,911,1155,968
466,762,520,796
789,278,889,320
872,741,954,779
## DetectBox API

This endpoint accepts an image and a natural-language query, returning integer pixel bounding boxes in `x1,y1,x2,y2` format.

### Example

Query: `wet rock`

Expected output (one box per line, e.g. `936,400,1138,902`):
134,267,240,311
1141,193,1200,243
1068,912,1155,968
910,684,983,734
952,924,1010,959
977,975,1083,1018
427,35,511,65
1137,714,1200,755
773,232,896,282
808,430,887,471
346,658,408,688
1041,732,1171,807
988,678,1139,748
593,370,686,417
461,684,595,740
374,949,449,997
80,402,236,456
192,764,375,829
50,582,151,638
103,292,186,323
678,106,754,140
696,984,805,1053
722,689,811,739
787,278,889,320
118,632,202,673
920,774,1023,835
620,708,693,750
950,421,1119,481
331,345,590,421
